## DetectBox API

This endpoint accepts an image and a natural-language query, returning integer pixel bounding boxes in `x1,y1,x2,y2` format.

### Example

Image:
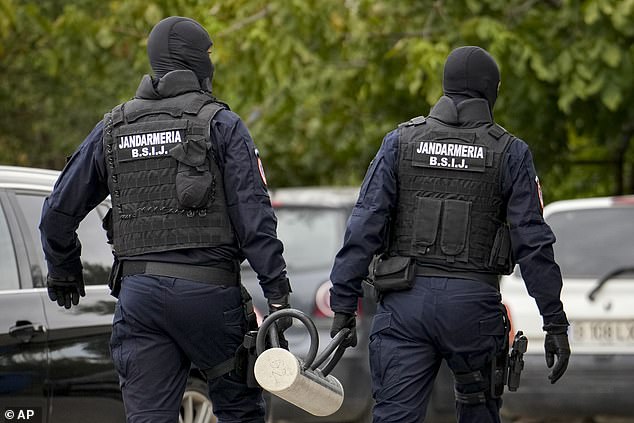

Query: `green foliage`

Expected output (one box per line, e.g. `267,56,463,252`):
1,0,633,200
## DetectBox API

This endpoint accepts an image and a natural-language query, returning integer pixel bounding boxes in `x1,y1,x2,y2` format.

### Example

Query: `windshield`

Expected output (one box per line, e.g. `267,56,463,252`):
275,207,344,271
547,207,634,279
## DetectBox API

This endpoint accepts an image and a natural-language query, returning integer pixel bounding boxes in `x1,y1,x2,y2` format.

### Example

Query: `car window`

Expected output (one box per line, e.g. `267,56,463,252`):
15,193,113,286
0,203,20,290
275,207,343,271
547,207,634,279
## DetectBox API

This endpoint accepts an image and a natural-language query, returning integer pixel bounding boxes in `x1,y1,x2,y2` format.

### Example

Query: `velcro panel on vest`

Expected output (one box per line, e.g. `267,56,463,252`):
435,131,476,143
411,131,486,173
114,120,188,163
124,101,185,122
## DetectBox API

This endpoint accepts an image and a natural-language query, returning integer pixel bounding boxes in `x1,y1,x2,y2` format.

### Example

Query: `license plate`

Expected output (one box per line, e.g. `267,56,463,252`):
571,320,634,345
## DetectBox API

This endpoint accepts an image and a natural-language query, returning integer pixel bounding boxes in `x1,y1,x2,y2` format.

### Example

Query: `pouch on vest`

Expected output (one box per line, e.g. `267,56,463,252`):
440,199,471,263
488,223,514,274
371,255,415,293
411,197,470,264
412,196,442,255
171,138,213,208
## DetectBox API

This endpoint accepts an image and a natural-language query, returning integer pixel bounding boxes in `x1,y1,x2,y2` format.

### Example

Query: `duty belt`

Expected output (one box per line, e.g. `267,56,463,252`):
121,260,239,286
416,265,500,290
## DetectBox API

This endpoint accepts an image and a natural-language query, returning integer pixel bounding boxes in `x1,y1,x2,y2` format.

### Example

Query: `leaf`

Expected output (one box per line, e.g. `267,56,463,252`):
530,53,555,82
97,27,115,49
557,50,573,75
584,1,600,24
144,3,162,25
600,83,622,111
601,43,621,67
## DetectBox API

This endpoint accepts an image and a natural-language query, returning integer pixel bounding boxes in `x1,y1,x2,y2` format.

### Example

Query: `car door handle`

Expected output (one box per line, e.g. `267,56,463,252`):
9,320,46,343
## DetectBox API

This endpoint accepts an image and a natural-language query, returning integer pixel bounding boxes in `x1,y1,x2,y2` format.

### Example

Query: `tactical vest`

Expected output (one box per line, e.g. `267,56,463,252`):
388,116,514,275
102,91,235,256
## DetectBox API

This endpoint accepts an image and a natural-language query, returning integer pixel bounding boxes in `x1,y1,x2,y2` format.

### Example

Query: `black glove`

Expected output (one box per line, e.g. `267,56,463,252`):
47,274,86,309
267,294,292,349
544,330,571,384
330,312,357,348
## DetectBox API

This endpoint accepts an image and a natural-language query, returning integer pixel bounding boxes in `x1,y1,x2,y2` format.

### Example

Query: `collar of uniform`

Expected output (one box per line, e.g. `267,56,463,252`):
135,70,204,99
428,96,493,126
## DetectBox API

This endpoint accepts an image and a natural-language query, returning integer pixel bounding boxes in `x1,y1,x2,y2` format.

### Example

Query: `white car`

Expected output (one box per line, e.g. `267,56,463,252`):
500,196,634,420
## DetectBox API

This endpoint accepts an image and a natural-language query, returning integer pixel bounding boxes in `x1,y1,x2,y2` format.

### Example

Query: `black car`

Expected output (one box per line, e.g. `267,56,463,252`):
0,165,212,423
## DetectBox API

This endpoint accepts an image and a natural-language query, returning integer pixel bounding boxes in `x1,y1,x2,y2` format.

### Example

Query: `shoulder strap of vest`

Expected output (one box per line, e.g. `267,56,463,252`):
190,100,226,139
487,123,506,140
191,100,228,171
398,115,426,128
486,123,515,156
483,123,514,171
183,93,228,116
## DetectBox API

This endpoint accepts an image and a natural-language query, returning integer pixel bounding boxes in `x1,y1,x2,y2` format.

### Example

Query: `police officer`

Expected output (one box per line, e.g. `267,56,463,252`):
329,46,571,422
39,16,291,423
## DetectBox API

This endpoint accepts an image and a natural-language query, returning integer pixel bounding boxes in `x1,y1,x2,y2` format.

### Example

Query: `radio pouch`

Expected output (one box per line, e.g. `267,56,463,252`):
371,255,415,293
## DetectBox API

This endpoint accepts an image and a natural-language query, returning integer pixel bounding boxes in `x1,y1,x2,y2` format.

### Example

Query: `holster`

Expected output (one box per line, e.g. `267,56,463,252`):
107,255,123,298
103,208,123,298
371,255,415,295
491,304,511,398
234,330,260,388
203,285,260,386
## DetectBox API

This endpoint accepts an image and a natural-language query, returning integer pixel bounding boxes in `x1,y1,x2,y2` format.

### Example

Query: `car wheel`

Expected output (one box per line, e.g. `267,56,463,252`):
180,377,216,423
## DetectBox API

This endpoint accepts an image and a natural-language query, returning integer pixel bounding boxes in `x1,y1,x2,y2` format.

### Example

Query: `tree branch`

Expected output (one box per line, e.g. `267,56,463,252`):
216,7,271,37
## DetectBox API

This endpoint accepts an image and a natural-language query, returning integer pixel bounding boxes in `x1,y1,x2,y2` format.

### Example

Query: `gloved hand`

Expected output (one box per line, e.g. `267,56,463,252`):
267,294,292,349
544,330,571,384
330,312,357,348
47,274,85,309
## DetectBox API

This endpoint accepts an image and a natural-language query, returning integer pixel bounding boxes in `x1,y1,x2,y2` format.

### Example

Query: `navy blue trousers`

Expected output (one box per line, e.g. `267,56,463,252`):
369,277,506,423
109,274,265,423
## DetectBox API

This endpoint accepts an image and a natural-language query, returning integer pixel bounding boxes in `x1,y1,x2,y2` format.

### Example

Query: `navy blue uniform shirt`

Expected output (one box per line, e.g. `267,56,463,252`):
40,109,289,300
329,97,568,327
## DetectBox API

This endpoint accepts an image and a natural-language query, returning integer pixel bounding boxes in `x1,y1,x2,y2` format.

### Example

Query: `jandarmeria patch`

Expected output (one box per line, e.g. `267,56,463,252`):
116,129,184,161
412,140,487,172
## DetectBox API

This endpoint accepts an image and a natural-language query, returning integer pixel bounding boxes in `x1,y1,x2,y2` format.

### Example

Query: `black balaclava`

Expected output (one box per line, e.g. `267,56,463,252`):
147,16,214,87
442,46,500,111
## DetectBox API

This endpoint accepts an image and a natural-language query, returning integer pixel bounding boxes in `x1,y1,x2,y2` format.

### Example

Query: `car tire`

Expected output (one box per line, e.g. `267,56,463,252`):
180,377,216,423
